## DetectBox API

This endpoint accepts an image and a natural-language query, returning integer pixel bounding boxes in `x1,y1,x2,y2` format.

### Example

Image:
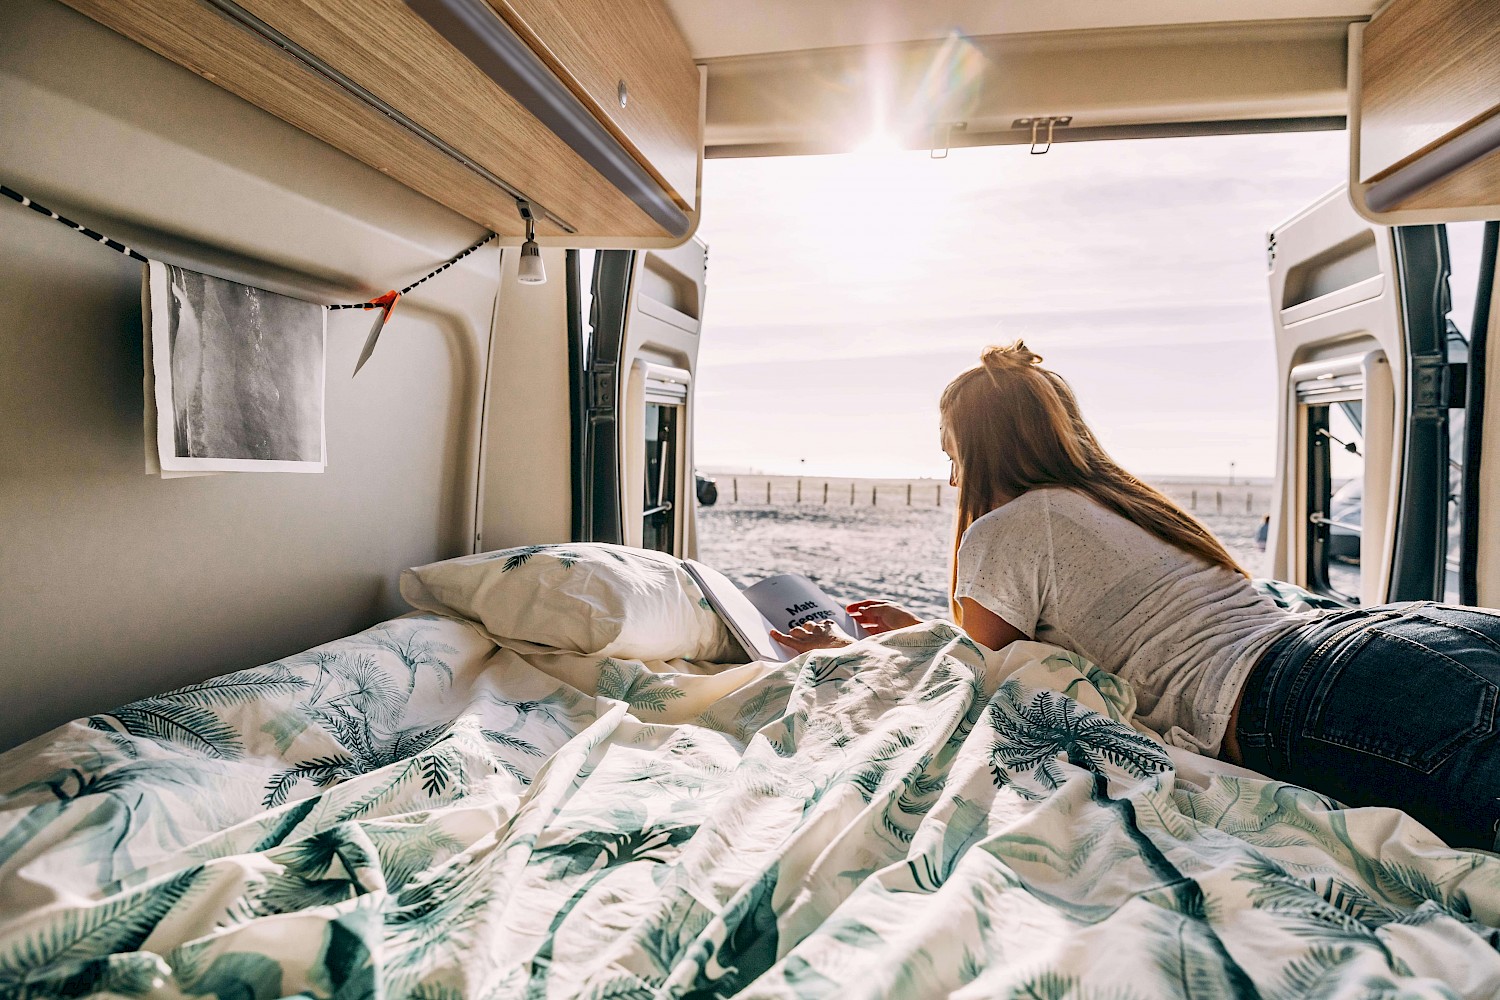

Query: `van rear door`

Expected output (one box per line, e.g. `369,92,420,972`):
576,241,709,557
1268,190,1496,604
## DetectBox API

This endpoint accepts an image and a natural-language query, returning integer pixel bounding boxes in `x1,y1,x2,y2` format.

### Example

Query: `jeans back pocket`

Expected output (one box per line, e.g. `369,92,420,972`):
1302,624,1500,774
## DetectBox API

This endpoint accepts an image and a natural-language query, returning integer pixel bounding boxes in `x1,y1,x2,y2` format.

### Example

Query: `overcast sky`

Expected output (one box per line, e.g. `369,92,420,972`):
692,129,1350,480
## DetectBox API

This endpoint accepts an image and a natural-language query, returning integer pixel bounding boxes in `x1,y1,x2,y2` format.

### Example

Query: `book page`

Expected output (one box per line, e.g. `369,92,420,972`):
683,561,791,662
741,575,864,638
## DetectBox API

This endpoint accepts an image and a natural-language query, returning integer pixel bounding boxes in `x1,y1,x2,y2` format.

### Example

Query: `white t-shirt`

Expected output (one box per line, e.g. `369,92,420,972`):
954,487,1313,754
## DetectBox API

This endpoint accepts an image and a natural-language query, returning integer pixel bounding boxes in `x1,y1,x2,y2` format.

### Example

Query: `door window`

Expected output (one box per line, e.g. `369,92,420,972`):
1305,399,1364,603
643,402,679,553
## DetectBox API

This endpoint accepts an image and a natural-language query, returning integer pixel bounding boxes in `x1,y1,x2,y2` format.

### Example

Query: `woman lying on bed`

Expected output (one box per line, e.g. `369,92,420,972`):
773,341,1500,852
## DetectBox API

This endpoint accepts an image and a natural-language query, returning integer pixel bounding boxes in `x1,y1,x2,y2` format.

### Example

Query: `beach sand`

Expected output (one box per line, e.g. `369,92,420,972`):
696,474,1271,619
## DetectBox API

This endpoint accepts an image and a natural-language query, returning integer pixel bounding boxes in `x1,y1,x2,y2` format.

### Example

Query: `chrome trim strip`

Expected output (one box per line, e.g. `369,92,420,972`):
1366,112,1500,213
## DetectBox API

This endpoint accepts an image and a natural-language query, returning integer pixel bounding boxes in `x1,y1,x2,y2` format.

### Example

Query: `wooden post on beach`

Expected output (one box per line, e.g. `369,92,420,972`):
1190,489,1196,510
850,482,855,505
823,482,829,504
1216,491,1223,513
797,480,802,503
906,483,912,505
766,481,772,504
937,485,942,506
1246,492,1253,514
871,486,878,506
732,479,738,503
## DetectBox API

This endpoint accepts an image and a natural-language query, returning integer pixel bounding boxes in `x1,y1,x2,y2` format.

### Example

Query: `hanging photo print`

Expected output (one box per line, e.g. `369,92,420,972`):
144,261,326,475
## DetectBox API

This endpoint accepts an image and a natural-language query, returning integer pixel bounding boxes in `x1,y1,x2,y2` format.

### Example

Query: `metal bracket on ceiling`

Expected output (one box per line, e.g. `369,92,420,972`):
517,199,537,240
1013,116,1073,154
930,121,967,159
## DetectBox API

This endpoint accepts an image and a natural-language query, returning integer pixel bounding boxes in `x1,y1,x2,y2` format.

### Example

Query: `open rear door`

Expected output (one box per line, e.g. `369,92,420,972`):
1268,190,1497,605
576,239,709,557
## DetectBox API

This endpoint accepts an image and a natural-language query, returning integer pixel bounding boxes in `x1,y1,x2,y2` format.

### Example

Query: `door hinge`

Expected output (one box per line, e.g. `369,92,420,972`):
589,363,617,413
1448,362,1468,407
1411,358,1468,412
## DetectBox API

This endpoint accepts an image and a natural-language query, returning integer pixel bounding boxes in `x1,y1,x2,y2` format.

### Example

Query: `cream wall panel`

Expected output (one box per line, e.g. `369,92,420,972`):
476,248,574,551
0,0,497,750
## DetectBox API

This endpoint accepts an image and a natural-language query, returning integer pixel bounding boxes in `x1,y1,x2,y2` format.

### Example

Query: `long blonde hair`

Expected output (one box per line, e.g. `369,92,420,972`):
942,341,1245,620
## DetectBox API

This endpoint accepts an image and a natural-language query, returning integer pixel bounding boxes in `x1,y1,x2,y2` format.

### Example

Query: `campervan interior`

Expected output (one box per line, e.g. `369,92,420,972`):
4,0,1500,995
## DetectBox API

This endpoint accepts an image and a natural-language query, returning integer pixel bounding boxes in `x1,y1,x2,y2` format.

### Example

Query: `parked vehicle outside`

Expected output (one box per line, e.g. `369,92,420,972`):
695,473,718,507
1329,478,1361,564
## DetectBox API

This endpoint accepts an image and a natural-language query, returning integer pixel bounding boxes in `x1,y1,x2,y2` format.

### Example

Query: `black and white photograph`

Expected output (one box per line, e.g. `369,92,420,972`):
146,261,325,474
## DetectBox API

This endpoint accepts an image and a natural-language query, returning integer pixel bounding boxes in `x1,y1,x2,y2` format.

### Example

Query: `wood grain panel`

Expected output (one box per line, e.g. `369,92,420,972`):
1379,144,1500,214
1360,0,1500,182
56,0,534,237
56,0,684,241
232,0,672,238
494,0,700,211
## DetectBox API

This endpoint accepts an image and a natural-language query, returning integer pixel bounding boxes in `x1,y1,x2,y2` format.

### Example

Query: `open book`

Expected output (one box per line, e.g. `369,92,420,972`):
685,560,867,662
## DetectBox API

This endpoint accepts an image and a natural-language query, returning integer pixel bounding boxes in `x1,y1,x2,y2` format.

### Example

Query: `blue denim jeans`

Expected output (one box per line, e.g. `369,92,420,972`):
1236,601,1500,851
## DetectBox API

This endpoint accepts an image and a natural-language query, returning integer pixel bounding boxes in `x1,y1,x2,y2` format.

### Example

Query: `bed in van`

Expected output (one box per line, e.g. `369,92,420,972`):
3,0,1500,996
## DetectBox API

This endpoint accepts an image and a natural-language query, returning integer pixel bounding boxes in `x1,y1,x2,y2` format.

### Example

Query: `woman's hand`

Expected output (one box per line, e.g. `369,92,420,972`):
770,618,856,654
846,600,923,634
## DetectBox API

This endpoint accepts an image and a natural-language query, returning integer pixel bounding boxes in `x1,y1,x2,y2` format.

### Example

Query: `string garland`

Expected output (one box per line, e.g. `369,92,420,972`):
326,231,496,309
2,183,148,262
1,183,496,310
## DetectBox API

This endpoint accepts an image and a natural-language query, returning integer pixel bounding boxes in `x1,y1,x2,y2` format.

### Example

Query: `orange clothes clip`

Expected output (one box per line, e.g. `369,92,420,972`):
370,288,402,321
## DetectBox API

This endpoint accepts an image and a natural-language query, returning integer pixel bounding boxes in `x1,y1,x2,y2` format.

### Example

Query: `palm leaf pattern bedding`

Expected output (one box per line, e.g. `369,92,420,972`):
3,612,1500,999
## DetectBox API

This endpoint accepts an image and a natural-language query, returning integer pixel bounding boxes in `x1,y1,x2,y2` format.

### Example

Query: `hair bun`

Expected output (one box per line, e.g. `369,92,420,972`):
981,340,1044,371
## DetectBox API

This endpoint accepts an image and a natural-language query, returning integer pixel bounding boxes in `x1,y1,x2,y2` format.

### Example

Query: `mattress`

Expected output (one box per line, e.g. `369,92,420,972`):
2,610,1498,998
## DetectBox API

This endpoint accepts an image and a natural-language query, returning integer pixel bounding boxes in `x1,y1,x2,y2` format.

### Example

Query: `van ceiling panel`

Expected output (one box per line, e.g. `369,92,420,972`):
666,0,1379,61
694,18,1361,157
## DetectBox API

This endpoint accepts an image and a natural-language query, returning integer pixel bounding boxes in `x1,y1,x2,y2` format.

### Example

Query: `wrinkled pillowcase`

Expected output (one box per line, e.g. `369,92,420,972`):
400,543,740,662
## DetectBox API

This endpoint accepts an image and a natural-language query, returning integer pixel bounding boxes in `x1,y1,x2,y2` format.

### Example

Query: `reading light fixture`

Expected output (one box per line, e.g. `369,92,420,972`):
516,199,546,284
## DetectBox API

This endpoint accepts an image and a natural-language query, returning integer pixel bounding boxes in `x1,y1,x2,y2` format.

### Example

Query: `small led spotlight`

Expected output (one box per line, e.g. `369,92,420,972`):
516,200,546,285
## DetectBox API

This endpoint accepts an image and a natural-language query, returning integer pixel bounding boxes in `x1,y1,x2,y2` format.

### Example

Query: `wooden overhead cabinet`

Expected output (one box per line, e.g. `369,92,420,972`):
56,0,704,244
1351,0,1500,223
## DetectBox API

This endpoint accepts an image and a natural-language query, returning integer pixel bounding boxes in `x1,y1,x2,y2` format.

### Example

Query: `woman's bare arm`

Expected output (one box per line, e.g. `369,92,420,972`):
958,598,1027,652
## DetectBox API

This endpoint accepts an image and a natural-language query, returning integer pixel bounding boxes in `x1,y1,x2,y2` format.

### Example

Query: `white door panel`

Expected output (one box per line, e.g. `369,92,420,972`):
582,239,708,556
1268,189,1401,604
1270,191,1496,605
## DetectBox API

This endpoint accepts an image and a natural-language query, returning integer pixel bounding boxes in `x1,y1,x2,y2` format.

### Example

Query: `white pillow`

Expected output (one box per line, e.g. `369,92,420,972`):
400,543,739,662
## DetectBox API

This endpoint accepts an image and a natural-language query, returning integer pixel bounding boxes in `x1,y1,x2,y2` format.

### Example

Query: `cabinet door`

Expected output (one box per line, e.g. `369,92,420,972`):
496,0,700,212
58,0,702,243
1350,0,1500,222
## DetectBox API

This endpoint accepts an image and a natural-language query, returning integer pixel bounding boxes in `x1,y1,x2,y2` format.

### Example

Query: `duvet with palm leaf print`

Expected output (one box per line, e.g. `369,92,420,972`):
4,612,1500,999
